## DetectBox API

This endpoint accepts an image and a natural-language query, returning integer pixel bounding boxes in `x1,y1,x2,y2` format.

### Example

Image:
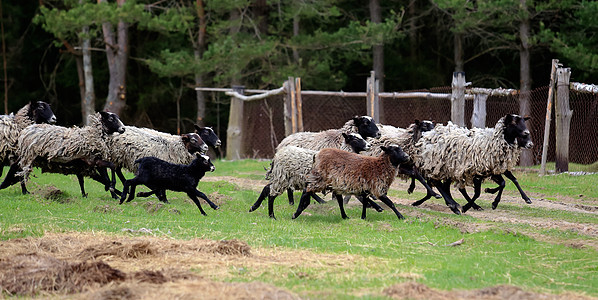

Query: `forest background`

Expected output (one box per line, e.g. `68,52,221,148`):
1,0,597,154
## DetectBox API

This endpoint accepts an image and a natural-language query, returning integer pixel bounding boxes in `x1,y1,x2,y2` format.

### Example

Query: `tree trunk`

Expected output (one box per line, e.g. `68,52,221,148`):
408,0,417,60
253,0,268,36
292,15,300,63
75,55,85,117
0,0,7,114
81,25,95,125
369,0,384,92
194,0,206,126
454,32,464,72
518,0,533,166
226,7,243,160
100,0,128,116
451,72,466,127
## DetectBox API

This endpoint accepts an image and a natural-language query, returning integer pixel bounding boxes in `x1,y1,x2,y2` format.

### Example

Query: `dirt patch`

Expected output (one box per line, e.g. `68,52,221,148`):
383,282,594,300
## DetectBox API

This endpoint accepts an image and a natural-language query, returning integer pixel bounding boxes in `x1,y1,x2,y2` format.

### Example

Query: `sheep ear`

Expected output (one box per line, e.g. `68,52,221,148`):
181,134,190,142
342,132,348,139
380,146,389,153
99,111,109,119
194,124,202,132
414,119,420,125
29,99,38,107
524,116,531,121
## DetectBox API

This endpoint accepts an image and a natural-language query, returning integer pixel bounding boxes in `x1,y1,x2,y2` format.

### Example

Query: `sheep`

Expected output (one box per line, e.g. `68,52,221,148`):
293,145,410,220
134,125,220,200
359,120,439,202
412,114,533,214
276,115,381,152
0,100,56,176
274,115,380,205
106,125,208,203
119,154,218,216
249,132,373,219
12,111,125,195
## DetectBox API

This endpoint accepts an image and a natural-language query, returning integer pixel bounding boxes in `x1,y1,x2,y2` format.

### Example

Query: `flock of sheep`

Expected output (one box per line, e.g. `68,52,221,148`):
0,100,534,219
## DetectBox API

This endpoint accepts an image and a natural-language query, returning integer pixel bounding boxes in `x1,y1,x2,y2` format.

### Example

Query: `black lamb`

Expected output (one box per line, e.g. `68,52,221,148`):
120,154,218,216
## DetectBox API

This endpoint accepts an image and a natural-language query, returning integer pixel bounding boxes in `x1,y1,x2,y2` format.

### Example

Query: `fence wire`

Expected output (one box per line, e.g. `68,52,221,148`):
241,86,598,167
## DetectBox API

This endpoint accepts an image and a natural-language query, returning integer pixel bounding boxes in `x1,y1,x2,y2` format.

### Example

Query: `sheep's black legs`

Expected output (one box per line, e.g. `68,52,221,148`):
76,174,87,197
0,163,25,193
250,184,270,212
487,175,506,209
186,191,207,216
460,176,484,213
267,195,277,219
194,189,219,210
286,188,294,205
360,193,369,219
312,193,326,204
292,191,313,219
504,170,532,204
408,177,416,194
378,194,405,220
430,179,461,215
334,193,349,219
411,179,441,206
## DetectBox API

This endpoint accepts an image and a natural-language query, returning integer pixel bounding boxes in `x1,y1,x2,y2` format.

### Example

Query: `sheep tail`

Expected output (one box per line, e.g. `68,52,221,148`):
264,161,274,180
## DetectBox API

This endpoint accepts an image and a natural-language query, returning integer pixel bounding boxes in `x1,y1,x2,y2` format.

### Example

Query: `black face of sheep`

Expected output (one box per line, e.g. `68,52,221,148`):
503,114,533,149
353,115,381,139
29,100,57,124
342,132,370,153
182,132,209,154
194,125,222,148
412,120,435,141
99,111,126,134
381,145,410,166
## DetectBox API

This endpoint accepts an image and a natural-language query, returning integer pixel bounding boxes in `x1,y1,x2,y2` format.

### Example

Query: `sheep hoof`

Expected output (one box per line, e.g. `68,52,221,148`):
492,203,498,210
407,188,414,194
411,200,424,207
248,206,257,212
396,214,405,220
433,194,442,199
524,198,532,204
212,205,219,210
449,206,461,215
375,207,384,212
269,214,277,220
473,205,484,211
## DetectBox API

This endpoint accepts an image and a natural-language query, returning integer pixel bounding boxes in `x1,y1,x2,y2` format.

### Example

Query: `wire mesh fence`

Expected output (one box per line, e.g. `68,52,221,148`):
236,84,598,168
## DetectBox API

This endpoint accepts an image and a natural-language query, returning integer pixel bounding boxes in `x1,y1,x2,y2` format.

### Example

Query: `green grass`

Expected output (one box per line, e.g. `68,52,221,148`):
1,161,597,298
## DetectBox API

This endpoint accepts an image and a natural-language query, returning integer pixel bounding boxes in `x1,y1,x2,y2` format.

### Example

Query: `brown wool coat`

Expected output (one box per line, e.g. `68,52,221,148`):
307,148,397,198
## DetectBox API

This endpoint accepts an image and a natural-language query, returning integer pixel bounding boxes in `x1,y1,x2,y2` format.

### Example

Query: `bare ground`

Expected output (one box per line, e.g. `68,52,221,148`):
1,175,597,299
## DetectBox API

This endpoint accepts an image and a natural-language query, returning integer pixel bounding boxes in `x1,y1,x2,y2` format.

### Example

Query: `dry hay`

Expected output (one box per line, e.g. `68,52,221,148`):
383,282,595,300
83,280,300,300
78,241,156,260
0,253,125,296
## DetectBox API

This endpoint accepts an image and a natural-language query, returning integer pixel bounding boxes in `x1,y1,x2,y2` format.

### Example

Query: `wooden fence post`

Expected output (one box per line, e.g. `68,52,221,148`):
226,85,245,160
471,92,488,128
295,77,304,132
451,72,466,127
555,67,572,173
366,71,380,123
284,77,295,136
540,59,559,176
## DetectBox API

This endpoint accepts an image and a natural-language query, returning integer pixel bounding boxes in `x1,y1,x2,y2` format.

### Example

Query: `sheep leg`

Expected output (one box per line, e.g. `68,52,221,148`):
120,180,131,204
354,195,384,212
411,179,439,206
312,193,326,204
343,195,351,204
286,188,294,205
360,193,369,219
195,190,219,210
127,184,138,202
489,175,506,210
378,195,405,220
94,167,121,198
76,174,88,198
292,191,312,219
461,177,484,212
430,179,461,215
250,184,270,212
187,191,207,216
504,170,532,204
267,195,277,220
400,166,441,200
334,193,349,219
0,163,23,191
408,177,416,194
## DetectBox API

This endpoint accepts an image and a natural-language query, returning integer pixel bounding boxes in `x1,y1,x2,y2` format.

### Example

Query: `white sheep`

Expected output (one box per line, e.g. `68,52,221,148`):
0,100,56,173
294,145,410,220
249,132,373,219
14,111,125,193
412,114,533,213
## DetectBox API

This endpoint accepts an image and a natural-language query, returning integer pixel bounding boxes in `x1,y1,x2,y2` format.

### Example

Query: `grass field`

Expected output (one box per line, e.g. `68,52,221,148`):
0,160,597,299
